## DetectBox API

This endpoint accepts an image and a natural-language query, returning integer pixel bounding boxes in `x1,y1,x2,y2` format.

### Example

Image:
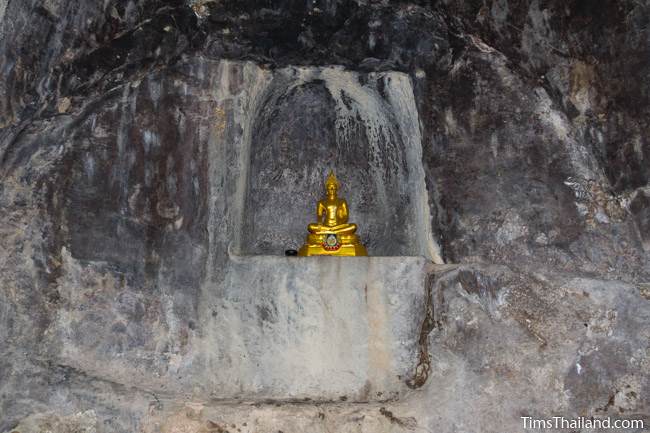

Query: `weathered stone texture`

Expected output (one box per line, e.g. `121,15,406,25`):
1,0,649,432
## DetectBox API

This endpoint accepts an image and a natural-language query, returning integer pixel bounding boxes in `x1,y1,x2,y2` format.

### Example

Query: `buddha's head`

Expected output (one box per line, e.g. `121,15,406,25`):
325,171,339,199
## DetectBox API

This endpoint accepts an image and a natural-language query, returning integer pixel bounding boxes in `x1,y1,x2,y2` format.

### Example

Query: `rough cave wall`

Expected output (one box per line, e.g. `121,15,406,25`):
1,0,649,432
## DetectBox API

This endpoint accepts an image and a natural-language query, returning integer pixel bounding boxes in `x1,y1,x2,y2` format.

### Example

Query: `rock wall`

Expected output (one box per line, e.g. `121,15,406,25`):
46,253,429,403
1,1,649,432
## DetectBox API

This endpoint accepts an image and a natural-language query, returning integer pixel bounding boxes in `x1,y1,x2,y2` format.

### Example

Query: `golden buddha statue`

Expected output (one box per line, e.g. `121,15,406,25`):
298,171,367,256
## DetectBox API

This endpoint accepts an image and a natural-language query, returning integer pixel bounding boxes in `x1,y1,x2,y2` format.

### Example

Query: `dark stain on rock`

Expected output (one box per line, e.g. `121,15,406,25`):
257,303,278,325
406,271,435,389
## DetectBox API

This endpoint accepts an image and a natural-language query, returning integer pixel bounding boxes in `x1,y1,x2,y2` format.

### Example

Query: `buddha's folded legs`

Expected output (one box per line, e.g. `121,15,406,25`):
307,223,357,235
331,223,357,234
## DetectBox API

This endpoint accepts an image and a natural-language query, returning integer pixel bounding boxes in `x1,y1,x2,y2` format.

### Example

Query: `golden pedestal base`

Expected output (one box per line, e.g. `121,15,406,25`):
298,233,368,257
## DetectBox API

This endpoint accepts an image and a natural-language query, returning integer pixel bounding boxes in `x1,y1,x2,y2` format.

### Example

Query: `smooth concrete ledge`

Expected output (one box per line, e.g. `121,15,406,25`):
198,256,431,401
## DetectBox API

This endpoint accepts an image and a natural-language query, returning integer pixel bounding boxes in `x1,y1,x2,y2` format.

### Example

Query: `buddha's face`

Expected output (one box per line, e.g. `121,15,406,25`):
326,183,337,199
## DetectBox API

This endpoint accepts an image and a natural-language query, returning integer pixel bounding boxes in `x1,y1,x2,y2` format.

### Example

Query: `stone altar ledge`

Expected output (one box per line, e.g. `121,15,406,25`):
196,255,431,401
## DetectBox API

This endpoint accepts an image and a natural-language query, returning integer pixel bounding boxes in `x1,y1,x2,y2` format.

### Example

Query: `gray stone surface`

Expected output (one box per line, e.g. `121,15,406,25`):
1,0,650,432
46,254,429,402
4,262,647,433
205,256,428,400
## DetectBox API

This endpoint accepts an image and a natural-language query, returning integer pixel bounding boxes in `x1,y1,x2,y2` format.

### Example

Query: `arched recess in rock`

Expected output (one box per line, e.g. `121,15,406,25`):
239,66,442,261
